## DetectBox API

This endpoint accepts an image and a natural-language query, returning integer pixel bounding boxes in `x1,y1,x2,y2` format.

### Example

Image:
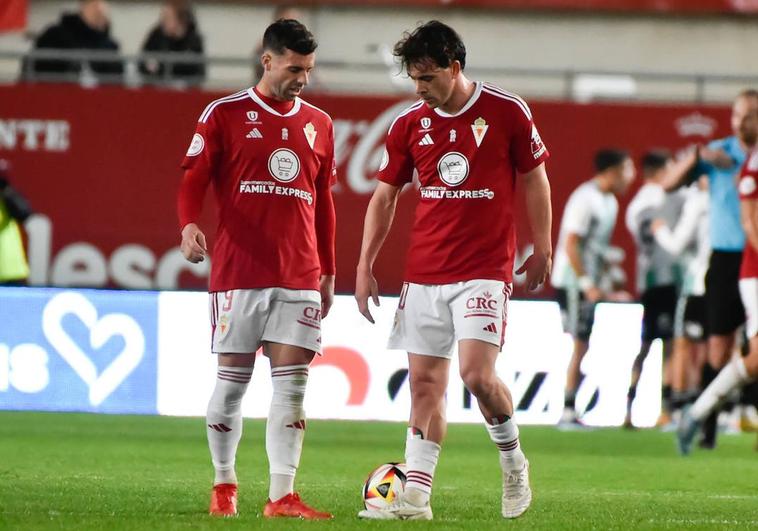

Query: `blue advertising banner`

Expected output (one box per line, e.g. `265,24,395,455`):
0,287,158,414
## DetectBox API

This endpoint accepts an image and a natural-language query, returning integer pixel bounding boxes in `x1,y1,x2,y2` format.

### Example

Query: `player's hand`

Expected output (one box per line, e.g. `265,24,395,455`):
584,286,604,303
320,274,335,319
355,265,380,324
651,218,666,233
515,249,552,291
180,223,207,263
700,147,733,169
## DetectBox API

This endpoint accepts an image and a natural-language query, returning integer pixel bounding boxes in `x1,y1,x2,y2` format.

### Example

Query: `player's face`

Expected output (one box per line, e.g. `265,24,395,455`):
732,95,758,145
407,61,458,109
612,158,636,195
262,48,315,101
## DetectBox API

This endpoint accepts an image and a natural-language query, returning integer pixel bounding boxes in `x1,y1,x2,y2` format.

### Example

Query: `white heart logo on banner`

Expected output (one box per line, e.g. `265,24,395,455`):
42,292,145,406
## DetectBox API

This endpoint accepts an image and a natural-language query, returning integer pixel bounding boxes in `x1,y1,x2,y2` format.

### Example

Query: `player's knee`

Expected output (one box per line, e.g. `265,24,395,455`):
409,372,445,402
460,370,496,398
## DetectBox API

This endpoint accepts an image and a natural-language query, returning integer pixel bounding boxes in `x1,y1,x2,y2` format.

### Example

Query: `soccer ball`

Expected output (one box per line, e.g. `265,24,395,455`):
362,462,407,510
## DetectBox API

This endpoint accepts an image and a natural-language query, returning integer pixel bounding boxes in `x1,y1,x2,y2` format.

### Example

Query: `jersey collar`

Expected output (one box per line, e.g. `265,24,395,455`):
247,87,302,117
433,81,482,118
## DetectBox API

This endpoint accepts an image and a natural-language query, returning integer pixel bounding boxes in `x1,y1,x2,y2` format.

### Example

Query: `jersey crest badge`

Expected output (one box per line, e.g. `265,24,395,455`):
303,122,317,149
420,117,432,130
246,111,260,124
471,117,488,147
282,128,289,140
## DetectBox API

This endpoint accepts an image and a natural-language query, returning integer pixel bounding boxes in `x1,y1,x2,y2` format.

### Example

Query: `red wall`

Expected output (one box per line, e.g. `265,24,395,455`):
0,84,731,297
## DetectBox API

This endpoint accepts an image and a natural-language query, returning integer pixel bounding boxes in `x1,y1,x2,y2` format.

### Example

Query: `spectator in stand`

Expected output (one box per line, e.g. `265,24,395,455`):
253,4,304,83
0,160,33,286
25,0,123,83
139,0,205,86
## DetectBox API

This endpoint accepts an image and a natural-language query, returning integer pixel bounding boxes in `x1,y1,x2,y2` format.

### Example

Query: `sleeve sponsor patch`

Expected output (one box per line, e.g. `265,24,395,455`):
530,124,546,159
378,147,389,171
186,133,204,157
740,175,757,197
748,151,758,171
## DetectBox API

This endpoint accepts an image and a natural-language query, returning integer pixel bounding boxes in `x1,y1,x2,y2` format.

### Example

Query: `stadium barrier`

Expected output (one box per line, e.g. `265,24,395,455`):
0,286,664,427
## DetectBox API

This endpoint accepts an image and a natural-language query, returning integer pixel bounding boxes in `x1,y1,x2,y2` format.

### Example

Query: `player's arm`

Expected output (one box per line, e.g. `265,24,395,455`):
514,162,552,290
178,114,220,264
741,198,758,252
660,146,699,192
355,182,402,323
652,199,701,255
315,126,337,318
565,232,603,302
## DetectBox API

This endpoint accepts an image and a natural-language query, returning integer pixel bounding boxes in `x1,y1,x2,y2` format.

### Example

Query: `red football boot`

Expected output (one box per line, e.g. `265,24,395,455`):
263,492,333,520
209,483,238,517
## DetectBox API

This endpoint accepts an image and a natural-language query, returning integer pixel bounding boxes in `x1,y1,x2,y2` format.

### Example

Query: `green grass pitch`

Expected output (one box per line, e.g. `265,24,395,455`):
1,411,757,530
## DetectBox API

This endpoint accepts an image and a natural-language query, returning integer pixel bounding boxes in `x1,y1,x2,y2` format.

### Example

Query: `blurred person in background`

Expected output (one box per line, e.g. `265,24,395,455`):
24,0,123,83
253,4,304,83
355,20,552,521
678,148,758,455
623,150,685,429
0,160,33,286
178,19,334,520
663,89,758,449
139,0,205,86
651,176,710,425
551,149,636,428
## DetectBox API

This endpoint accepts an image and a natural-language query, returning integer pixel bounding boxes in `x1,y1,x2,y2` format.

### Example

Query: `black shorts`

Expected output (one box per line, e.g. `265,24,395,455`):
640,285,677,342
705,251,745,335
555,287,596,342
674,294,708,341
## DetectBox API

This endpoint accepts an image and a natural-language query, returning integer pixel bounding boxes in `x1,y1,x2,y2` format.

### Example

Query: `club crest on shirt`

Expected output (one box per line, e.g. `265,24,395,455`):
268,148,301,183
186,133,204,156
471,117,488,147
420,117,432,131
437,152,469,187
303,122,317,149
282,128,289,141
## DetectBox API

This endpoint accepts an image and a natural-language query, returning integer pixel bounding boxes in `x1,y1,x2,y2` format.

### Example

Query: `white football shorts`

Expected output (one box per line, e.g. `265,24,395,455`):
739,278,758,338
387,279,512,358
209,288,322,354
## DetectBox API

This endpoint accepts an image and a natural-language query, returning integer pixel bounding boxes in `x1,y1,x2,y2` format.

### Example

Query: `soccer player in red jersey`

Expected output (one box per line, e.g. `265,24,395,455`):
678,147,758,455
355,21,552,520
178,19,334,519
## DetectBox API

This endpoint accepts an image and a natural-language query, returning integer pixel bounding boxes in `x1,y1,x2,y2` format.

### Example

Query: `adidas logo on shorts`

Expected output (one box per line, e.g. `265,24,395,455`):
483,322,497,333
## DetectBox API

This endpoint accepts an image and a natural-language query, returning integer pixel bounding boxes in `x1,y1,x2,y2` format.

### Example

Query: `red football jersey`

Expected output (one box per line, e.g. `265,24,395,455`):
377,82,549,284
740,150,758,279
179,88,336,292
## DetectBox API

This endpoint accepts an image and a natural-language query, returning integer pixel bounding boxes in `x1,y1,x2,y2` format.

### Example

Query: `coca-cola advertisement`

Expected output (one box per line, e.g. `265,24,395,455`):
0,84,731,297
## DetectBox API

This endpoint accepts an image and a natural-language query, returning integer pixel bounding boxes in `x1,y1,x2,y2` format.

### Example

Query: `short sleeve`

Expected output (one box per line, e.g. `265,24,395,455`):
740,151,758,200
510,105,549,174
562,189,593,236
376,117,414,186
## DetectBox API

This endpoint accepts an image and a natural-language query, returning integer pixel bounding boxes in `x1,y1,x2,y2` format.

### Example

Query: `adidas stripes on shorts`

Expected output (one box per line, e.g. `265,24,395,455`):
387,279,511,358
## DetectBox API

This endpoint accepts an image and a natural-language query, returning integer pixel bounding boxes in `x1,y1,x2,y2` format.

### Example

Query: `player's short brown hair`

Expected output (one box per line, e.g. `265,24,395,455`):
262,19,317,56
393,20,466,73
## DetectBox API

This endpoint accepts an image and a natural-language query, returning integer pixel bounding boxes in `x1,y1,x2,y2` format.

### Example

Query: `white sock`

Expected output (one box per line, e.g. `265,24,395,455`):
206,366,252,485
404,427,440,506
486,415,526,471
266,364,309,502
691,357,751,422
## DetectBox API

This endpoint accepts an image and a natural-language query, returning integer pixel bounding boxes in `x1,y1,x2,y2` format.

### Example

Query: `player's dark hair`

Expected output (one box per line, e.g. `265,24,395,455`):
594,149,629,173
738,88,758,102
262,19,317,56
393,20,466,72
641,149,670,176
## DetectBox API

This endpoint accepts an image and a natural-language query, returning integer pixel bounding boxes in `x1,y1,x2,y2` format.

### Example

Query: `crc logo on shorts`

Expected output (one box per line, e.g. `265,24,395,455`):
464,291,500,319
186,133,204,157
297,306,322,331
437,152,469,187
268,148,300,183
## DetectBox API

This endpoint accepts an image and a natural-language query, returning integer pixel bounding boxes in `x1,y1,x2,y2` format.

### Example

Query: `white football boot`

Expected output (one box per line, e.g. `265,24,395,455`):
501,459,532,518
358,489,433,520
